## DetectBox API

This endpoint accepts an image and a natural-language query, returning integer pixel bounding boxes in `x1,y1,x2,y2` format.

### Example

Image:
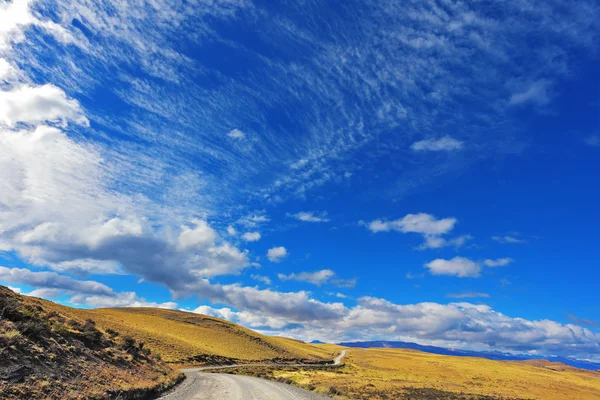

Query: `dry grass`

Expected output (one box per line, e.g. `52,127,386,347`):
0,286,182,400
256,348,600,400
35,301,337,364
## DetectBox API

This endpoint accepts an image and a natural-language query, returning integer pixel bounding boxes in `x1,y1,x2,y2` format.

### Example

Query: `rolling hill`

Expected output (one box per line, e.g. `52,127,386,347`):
53,306,337,364
262,347,600,400
339,340,600,371
0,285,181,400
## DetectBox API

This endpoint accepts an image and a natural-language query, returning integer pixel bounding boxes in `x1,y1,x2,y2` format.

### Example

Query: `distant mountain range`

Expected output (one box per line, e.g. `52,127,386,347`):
338,340,600,371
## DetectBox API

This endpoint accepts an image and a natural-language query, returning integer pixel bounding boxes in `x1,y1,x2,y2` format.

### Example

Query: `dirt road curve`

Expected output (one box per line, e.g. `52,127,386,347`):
157,350,346,400
157,373,331,400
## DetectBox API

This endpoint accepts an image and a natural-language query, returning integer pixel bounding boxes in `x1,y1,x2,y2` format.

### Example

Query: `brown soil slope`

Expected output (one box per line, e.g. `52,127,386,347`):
0,285,181,400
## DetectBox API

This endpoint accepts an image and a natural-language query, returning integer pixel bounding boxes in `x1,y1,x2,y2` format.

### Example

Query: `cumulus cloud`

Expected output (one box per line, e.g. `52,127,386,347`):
0,266,114,296
0,111,251,284
366,213,468,250
288,211,330,223
186,295,600,361
227,128,245,139
227,225,236,236
0,84,88,127
278,269,335,286
484,258,514,267
267,246,288,263
192,305,292,330
242,231,261,242
71,292,178,309
425,257,481,278
410,136,463,152
0,266,178,309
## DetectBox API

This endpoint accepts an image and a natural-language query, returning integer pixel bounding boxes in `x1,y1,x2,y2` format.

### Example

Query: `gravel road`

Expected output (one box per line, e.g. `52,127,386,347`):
157,373,332,400
156,350,346,400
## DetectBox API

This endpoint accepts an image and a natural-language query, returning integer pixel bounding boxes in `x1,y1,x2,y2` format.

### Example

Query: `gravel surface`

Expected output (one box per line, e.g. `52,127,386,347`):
157,373,332,400
156,350,346,400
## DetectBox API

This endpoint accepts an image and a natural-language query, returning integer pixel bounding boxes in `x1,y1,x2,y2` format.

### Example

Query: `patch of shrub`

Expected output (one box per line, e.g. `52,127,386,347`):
121,335,137,353
17,319,49,339
106,328,119,338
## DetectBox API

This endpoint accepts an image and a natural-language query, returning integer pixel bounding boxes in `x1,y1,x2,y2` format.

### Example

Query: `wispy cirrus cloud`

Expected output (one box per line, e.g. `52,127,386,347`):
492,235,527,244
446,292,490,299
411,137,463,152
278,269,335,286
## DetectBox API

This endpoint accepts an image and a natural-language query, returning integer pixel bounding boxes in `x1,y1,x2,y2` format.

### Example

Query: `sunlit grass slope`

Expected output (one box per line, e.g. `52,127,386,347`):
40,304,336,363
271,348,600,399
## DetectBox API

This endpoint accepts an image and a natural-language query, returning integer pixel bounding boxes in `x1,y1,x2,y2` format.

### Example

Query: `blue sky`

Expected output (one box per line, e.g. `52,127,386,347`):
0,0,599,361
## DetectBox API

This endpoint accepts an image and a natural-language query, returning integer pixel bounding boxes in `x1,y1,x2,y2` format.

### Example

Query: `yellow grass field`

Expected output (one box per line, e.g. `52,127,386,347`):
269,348,600,399
38,303,337,363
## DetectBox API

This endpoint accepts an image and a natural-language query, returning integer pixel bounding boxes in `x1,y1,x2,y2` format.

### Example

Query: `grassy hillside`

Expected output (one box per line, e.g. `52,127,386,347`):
0,286,181,400
46,306,337,364
250,348,600,400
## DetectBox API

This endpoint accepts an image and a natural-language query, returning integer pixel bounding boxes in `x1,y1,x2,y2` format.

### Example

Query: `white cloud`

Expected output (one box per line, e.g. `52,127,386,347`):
0,265,178,309
509,80,552,107
267,246,288,263
251,274,271,285
366,213,463,250
178,219,218,250
418,234,473,250
446,292,490,299
278,269,335,286
0,84,89,127
238,212,270,227
288,211,330,223
425,257,481,278
242,231,261,242
0,0,76,50
183,294,600,361
492,235,527,244
484,258,514,267
227,128,245,139
49,259,122,275
71,292,178,309
6,286,22,294
410,136,463,152
192,305,292,330
227,225,237,236
367,213,456,235
0,266,115,296
0,58,16,81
